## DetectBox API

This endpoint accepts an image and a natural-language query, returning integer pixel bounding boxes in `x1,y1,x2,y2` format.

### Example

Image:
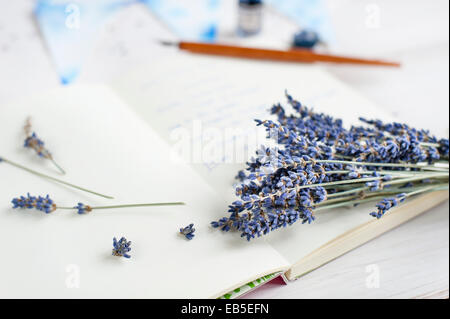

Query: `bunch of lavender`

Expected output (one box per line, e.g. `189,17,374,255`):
211,92,449,241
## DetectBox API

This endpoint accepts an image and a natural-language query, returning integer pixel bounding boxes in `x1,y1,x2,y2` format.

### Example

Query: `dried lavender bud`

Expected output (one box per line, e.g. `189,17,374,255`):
112,237,132,258
179,224,195,240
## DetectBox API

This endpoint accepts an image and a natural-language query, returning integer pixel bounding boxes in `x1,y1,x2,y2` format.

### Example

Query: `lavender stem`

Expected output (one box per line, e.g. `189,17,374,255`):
1,156,114,199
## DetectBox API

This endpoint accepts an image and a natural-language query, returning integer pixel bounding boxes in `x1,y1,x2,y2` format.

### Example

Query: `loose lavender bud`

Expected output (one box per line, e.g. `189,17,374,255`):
179,223,195,240
74,203,92,214
112,237,132,258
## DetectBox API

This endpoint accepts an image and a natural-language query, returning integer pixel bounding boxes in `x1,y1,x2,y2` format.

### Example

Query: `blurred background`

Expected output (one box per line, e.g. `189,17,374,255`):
0,0,448,136
0,0,448,298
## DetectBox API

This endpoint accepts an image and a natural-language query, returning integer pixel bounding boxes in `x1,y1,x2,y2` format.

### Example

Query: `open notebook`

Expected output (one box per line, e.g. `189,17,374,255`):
0,53,447,298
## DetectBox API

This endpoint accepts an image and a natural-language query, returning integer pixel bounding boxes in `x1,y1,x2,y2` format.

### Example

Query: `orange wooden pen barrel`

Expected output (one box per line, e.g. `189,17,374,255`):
178,42,400,67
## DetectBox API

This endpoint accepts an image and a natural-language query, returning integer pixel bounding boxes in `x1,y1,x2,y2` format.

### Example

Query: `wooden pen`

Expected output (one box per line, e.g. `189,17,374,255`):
160,40,401,67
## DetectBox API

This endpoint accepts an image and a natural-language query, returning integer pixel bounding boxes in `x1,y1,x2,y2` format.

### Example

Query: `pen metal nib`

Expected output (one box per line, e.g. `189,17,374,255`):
157,39,178,47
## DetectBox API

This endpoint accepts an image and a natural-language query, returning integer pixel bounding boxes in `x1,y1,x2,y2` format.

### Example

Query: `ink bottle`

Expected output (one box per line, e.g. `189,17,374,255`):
237,0,263,36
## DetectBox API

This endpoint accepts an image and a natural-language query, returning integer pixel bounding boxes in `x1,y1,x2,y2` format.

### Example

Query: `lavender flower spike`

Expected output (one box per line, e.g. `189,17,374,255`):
11,193,56,214
112,237,132,258
24,117,66,174
370,194,406,219
180,224,195,240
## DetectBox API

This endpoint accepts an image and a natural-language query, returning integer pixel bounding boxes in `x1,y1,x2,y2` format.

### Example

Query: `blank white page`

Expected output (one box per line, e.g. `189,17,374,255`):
0,84,289,298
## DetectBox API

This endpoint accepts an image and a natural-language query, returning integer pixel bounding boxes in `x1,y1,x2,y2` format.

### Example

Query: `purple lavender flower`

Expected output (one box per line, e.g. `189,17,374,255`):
24,132,52,159
74,203,92,214
12,193,56,214
112,237,132,258
235,170,247,182
438,139,449,157
370,194,406,219
23,118,65,174
179,223,195,240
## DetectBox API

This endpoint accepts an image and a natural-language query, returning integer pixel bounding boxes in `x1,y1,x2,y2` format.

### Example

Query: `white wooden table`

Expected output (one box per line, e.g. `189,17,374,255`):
0,0,448,298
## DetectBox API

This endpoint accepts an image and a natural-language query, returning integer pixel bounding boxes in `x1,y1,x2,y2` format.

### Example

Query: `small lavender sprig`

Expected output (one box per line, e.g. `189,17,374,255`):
24,118,66,174
369,184,445,219
0,156,113,199
112,237,132,258
179,223,195,240
369,194,406,219
11,194,185,214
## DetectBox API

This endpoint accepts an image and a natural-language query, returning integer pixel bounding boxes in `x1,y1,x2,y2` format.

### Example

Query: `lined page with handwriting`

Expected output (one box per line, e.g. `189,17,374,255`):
113,53,395,195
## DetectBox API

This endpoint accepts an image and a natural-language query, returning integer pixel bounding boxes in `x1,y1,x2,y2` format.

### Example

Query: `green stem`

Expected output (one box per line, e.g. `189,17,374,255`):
1,156,114,199
327,186,368,198
323,183,449,205
403,184,448,197
325,169,445,177
420,142,441,148
90,202,185,210
251,171,447,204
314,159,449,171
58,202,185,210
315,184,448,211
384,174,448,187
327,174,448,198
318,194,364,205
315,196,387,211
50,158,66,175
307,172,446,191
298,176,383,189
